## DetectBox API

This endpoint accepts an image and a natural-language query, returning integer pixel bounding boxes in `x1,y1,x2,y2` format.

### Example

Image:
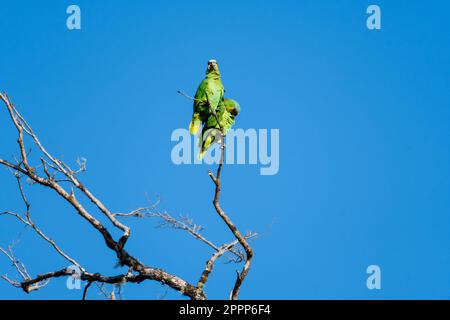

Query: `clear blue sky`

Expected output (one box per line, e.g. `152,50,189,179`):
1,0,450,299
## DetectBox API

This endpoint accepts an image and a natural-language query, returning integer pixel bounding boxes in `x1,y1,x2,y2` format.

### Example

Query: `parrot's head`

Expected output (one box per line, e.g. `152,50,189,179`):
224,99,240,117
206,59,220,76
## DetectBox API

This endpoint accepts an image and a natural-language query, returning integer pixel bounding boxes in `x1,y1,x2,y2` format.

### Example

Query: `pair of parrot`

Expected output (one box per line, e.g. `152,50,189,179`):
189,59,240,159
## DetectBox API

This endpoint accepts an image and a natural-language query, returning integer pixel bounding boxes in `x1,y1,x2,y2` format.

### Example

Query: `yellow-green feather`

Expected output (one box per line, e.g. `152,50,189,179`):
198,99,240,158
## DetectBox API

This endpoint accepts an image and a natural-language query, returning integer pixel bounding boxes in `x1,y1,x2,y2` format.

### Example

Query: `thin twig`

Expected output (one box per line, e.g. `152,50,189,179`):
177,90,200,102
82,281,92,300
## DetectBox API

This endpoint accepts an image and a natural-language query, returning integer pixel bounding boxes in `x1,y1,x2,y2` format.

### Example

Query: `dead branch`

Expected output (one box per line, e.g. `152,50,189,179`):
206,106,256,300
114,207,249,264
197,231,256,292
0,91,256,300
0,92,205,300
115,208,220,251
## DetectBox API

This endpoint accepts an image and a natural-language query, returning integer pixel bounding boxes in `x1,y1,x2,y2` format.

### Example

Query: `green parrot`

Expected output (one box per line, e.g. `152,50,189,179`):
189,59,225,135
199,98,241,159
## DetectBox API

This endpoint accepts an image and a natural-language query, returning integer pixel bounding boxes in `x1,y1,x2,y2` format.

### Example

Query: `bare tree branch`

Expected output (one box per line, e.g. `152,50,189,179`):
0,92,206,300
206,107,256,300
116,208,220,251
196,233,252,291
1,93,131,245
0,246,29,281
82,281,93,300
114,207,249,264
0,91,256,300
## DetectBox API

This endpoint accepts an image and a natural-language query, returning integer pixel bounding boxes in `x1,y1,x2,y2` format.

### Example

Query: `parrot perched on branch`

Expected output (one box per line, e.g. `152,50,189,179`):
189,59,225,135
188,59,241,159
199,98,241,159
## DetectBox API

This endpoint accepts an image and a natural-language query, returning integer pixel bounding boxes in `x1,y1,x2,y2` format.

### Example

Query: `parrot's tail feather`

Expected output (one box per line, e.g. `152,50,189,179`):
198,135,215,160
198,150,206,160
189,120,201,135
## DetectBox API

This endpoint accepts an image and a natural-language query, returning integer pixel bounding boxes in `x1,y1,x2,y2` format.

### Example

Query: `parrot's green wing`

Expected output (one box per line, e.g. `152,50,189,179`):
204,80,224,113
198,98,240,159
189,79,208,134
189,61,224,135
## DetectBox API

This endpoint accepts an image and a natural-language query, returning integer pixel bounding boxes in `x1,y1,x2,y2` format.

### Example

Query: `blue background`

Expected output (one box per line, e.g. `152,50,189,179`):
1,0,449,299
